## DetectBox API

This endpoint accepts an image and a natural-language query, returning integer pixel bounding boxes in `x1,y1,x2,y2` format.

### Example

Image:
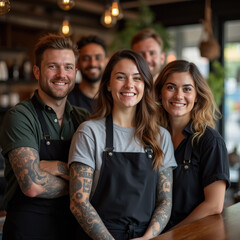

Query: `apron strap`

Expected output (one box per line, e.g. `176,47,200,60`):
31,95,79,140
70,111,80,131
105,114,114,151
31,95,51,140
105,114,153,158
183,136,193,169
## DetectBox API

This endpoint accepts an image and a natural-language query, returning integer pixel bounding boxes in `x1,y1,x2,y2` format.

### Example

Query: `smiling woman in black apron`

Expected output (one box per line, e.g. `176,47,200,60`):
155,60,230,231
68,49,177,240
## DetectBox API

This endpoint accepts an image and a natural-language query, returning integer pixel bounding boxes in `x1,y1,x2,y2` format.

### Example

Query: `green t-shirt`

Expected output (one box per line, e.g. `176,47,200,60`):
0,90,89,209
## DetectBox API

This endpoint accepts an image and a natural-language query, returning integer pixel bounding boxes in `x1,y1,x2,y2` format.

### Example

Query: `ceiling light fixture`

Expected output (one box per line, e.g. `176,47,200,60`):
101,7,116,28
111,0,119,17
111,0,123,21
57,0,75,11
61,17,72,36
0,0,10,15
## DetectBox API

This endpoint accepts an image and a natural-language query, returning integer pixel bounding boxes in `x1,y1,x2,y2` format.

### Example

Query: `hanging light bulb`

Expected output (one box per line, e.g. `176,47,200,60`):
111,0,119,17
0,0,10,15
101,7,116,28
111,0,123,20
61,17,72,36
104,8,112,25
57,0,75,11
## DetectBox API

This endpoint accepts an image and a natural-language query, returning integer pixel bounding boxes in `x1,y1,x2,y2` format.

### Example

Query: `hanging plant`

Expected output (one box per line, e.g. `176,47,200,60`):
199,0,220,61
207,61,225,106
110,0,171,52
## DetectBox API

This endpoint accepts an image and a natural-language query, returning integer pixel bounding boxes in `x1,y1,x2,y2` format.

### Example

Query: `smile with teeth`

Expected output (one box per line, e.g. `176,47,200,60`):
121,92,136,97
171,102,186,107
53,82,66,86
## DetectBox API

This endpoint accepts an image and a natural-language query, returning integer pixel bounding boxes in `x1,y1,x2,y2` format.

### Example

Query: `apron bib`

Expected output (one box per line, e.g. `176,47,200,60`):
76,114,158,240
3,96,78,240
166,136,202,230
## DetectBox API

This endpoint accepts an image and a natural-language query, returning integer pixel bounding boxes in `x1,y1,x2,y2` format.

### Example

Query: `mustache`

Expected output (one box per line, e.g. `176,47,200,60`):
85,66,101,71
52,77,68,82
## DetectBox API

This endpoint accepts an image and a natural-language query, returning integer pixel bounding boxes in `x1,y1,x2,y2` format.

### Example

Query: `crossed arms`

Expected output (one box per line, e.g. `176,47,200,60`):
9,147,69,198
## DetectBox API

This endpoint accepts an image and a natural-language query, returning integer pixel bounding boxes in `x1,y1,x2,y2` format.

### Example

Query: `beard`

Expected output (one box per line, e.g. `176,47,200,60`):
39,77,75,101
81,67,102,84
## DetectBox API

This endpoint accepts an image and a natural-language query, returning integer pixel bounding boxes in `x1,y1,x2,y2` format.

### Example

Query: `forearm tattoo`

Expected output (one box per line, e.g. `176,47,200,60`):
148,168,173,236
9,147,68,198
57,161,69,176
70,163,114,240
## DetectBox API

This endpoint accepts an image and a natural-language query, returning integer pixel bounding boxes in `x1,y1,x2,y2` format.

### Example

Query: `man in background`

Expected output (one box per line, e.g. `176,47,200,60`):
68,35,108,114
131,28,165,81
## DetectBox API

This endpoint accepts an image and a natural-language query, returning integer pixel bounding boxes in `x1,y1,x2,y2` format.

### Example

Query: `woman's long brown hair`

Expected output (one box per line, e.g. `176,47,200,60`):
91,49,164,170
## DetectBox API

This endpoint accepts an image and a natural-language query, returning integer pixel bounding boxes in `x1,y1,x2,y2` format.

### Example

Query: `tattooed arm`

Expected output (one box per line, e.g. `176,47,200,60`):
39,160,69,180
9,147,69,198
70,162,114,240
132,168,173,240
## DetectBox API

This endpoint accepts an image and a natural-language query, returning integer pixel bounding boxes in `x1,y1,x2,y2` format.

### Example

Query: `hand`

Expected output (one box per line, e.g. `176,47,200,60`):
39,160,69,180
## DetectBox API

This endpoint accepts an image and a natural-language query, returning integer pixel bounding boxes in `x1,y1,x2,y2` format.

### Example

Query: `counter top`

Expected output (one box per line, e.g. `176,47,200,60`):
152,202,240,240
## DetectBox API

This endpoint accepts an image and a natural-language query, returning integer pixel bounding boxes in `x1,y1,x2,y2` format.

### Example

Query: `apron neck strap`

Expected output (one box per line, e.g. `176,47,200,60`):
31,95,78,139
31,95,51,140
105,114,114,151
183,136,193,165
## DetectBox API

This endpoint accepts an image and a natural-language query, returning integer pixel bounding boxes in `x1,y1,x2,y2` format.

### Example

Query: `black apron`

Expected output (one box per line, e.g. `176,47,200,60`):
76,115,158,240
165,136,202,231
3,96,79,240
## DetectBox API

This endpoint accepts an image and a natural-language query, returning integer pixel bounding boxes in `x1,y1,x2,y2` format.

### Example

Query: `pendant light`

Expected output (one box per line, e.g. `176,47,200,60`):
61,17,72,36
111,0,123,20
0,0,10,15
57,0,75,11
101,6,116,28
111,0,119,17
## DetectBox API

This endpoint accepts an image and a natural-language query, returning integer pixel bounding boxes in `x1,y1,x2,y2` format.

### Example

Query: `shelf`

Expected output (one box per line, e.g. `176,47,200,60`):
0,79,37,85
0,47,27,54
0,80,37,105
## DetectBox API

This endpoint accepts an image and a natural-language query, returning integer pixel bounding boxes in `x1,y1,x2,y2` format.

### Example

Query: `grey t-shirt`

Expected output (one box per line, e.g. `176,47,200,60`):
68,118,177,197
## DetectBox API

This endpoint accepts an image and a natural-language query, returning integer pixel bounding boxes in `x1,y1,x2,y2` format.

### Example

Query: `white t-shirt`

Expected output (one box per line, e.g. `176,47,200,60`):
68,118,177,197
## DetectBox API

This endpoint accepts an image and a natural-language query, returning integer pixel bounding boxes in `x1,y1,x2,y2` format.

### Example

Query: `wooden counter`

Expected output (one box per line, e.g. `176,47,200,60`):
152,202,240,240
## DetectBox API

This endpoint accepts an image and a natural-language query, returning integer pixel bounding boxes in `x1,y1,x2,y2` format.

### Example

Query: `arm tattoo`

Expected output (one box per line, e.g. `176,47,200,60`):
70,163,114,240
148,168,173,236
57,161,69,176
9,147,68,198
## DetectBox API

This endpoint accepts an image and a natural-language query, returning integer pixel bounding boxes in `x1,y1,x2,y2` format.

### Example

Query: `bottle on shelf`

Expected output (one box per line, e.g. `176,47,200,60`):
9,60,19,81
0,93,9,108
20,58,32,81
0,60,9,81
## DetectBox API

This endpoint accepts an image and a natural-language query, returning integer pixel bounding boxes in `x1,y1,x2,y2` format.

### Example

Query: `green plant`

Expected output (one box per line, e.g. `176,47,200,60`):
110,0,171,52
207,61,225,106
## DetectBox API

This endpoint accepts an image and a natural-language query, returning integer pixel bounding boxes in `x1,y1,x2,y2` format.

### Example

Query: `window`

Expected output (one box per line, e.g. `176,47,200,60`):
224,20,240,154
167,24,209,77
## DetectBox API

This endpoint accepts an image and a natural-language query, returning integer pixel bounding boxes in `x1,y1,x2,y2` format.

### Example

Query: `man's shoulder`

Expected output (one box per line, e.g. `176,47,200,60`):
5,99,35,119
71,105,90,123
68,84,81,98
